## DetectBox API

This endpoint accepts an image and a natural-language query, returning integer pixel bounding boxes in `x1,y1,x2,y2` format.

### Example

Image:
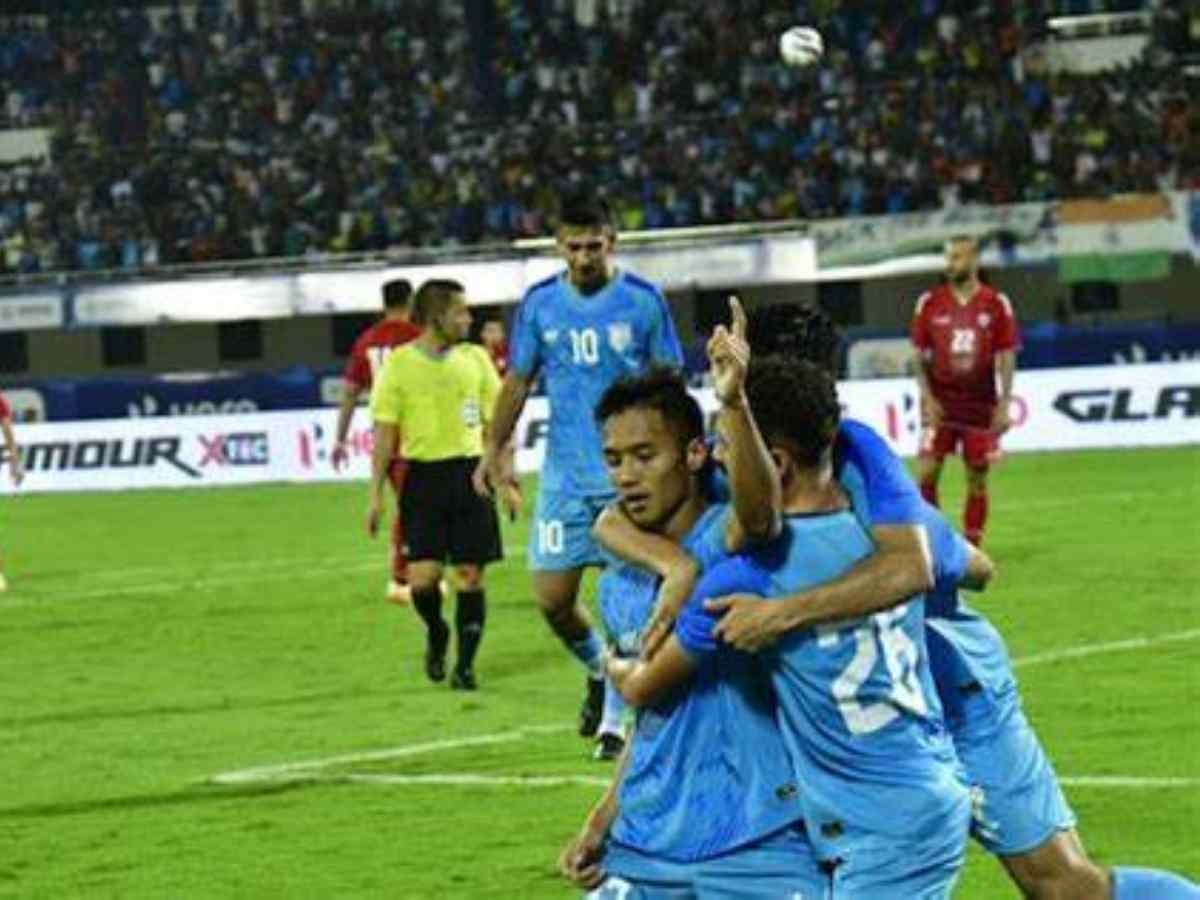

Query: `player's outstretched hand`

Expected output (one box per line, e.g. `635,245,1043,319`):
707,296,751,407
641,557,700,660
366,495,383,539
331,441,350,472
558,828,607,891
705,593,784,652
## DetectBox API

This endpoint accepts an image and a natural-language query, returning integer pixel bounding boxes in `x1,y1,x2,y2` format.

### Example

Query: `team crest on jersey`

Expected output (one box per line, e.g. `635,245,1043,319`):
978,314,991,327
608,322,632,353
543,329,559,343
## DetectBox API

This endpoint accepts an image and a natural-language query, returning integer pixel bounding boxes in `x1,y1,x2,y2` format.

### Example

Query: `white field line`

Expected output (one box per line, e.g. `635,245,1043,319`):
207,629,1200,791
207,724,572,786
1013,629,1200,668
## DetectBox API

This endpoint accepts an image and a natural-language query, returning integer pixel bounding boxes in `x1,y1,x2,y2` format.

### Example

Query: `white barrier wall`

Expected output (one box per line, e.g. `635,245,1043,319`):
1,361,1196,496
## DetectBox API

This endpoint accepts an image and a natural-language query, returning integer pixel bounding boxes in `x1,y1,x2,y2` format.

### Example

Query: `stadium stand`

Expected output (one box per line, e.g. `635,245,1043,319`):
0,0,1195,273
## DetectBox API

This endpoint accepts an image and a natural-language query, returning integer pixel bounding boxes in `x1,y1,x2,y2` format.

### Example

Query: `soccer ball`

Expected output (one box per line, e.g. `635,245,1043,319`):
779,26,823,68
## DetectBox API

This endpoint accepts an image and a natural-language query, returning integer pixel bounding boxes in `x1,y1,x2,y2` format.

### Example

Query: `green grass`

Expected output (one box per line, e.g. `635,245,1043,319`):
1,446,1198,898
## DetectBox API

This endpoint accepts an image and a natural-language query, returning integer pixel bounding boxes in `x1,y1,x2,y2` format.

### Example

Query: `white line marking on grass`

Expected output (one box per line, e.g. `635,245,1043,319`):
207,723,573,786
210,630,1200,791
1060,776,1200,789
1013,629,1200,668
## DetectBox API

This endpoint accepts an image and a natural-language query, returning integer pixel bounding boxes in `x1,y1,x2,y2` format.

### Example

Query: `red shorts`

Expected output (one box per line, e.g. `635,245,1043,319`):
920,424,1001,469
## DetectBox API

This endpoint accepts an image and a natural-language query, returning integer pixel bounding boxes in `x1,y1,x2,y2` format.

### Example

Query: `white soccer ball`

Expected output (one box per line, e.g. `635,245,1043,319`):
779,26,823,68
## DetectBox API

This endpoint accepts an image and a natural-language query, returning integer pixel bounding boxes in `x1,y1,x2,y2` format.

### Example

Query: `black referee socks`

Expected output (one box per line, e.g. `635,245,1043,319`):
455,590,486,673
412,585,448,637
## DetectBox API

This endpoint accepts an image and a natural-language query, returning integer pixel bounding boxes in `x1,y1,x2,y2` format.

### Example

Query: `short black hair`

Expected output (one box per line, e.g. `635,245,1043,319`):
559,193,613,231
745,356,841,468
746,303,842,376
595,366,703,451
412,279,465,326
382,278,412,310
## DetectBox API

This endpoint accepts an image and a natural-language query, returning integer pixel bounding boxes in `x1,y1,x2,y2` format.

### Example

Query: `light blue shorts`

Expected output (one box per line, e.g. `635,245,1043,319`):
949,685,1078,856
590,824,828,899
528,490,612,571
821,817,968,900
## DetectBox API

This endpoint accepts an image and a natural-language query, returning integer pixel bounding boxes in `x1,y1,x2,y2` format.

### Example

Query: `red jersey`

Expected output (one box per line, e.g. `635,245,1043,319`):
486,340,510,376
343,318,422,390
910,283,1019,427
0,391,9,420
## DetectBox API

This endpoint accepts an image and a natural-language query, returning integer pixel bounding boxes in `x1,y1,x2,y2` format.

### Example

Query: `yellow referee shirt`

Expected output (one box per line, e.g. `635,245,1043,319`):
369,342,501,461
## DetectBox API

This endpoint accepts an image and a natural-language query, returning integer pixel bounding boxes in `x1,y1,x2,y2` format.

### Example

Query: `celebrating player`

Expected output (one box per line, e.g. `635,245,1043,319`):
602,358,971,898
0,389,24,593
912,236,1020,545
473,194,683,757
368,280,512,691
334,278,422,603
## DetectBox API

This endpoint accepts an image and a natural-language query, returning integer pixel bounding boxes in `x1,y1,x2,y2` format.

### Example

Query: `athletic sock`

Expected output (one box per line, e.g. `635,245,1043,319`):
412,585,448,640
454,590,486,673
965,491,988,545
568,630,607,677
598,675,627,738
919,478,940,508
1113,867,1200,899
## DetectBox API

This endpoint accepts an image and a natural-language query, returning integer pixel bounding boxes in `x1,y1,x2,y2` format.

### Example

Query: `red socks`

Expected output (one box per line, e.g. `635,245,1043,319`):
965,491,989,546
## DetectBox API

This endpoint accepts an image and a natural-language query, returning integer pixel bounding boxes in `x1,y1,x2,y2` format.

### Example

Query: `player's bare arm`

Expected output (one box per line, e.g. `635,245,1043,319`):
992,350,1016,433
593,504,700,659
559,743,631,890
711,297,781,551
1,417,22,486
367,422,398,537
332,379,363,471
915,351,943,426
473,371,531,497
707,524,934,651
604,635,696,707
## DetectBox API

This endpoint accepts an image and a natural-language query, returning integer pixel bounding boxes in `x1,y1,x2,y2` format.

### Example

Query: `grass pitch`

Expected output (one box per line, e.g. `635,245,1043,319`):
1,446,1197,898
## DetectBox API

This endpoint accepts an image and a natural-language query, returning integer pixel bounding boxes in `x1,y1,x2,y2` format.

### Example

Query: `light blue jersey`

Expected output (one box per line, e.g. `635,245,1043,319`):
609,504,806,865
834,420,1074,858
511,269,684,499
597,565,658,659
753,515,966,845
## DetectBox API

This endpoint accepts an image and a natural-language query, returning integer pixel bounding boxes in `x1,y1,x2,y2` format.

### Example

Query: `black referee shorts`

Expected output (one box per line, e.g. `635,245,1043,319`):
400,457,502,566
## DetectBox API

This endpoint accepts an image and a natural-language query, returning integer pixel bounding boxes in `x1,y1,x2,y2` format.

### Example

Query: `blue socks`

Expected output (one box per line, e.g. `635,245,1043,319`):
1114,867,1200,899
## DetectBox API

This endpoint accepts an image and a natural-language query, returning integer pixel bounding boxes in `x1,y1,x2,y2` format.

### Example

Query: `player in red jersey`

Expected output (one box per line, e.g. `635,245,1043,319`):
479,314,510,376
333,279,422,603
911,236,1019,546
0,390,24,592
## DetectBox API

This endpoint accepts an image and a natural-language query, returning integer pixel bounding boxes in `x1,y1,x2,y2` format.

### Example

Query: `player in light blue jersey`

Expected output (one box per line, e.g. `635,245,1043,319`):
607,358,971,898
559,309,830,898
475,195,684,756
705,304,1200,900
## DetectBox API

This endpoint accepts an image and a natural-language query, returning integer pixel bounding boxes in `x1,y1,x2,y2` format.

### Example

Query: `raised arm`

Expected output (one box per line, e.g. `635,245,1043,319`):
709,297,780,551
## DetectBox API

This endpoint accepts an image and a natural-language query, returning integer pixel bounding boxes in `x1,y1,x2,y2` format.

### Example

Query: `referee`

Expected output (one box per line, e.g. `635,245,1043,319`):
368,279,515,690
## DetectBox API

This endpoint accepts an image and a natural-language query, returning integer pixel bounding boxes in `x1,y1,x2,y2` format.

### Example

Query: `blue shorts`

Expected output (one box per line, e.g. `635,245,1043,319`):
948,684,1077,856
528,491,612,571
822,816,968,900
591,825,827,899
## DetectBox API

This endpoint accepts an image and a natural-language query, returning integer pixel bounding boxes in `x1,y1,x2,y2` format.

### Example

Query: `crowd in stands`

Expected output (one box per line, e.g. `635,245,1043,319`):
0,0,1195,275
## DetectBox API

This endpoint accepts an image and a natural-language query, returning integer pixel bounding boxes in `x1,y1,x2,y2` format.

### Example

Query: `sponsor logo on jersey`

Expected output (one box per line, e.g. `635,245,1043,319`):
608,322,633,353
932,316,951,325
